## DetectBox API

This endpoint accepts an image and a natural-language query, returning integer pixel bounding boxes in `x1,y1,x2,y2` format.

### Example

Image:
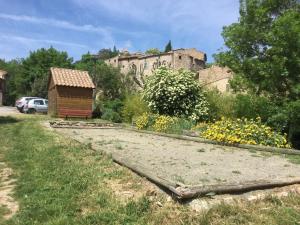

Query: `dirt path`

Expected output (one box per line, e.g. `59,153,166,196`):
54,127,300,195
0,160,18,220
0,106,20,117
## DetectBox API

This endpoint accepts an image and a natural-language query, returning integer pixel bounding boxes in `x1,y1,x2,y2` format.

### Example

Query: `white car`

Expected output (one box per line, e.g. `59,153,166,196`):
15,97,39,112
24,98,48,114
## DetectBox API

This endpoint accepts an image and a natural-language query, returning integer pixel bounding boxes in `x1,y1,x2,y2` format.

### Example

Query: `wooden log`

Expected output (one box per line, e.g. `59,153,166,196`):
109,151,300,199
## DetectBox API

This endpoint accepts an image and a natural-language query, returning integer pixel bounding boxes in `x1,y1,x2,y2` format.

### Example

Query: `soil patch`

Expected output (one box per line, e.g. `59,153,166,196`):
0,161,18,220
53,127,300,199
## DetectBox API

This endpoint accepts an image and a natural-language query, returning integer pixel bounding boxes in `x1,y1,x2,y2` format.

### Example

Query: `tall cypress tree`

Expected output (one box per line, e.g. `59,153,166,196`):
113,45,117,53
164,40,172,52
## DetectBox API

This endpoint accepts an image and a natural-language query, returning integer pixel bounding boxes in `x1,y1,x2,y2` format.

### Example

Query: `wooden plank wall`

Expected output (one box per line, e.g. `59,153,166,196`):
56,86,93,118
48,77,57,116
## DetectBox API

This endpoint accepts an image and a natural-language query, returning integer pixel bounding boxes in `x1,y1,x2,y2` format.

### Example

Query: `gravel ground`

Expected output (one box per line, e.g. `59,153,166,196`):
54,127,300,188
0,106,20,116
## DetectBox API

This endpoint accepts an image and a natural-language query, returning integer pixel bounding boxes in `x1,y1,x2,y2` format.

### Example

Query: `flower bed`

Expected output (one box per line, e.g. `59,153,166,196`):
200,117,291,148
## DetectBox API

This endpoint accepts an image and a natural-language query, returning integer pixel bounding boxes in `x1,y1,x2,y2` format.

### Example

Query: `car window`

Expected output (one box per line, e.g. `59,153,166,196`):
45,100,48,105
34,100,44,105
26,97,38,101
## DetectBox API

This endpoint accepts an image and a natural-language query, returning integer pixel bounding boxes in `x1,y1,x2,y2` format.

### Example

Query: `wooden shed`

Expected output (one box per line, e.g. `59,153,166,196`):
48,67,95,118
0,70,7,106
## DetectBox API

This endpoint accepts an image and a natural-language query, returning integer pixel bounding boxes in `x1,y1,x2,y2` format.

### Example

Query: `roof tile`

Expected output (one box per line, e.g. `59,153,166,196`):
50,67,95,88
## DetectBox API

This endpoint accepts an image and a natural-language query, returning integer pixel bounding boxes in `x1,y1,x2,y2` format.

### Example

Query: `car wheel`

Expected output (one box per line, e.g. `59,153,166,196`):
20,106,24,113
28,108,36,114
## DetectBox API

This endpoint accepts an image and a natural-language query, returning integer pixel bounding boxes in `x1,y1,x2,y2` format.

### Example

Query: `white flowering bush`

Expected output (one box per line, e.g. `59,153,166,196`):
143,67,209,121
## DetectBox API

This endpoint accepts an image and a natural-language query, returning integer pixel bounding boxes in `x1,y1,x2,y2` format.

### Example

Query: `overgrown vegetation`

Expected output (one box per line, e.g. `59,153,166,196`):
1,116,300,224
201,117,291,148
143,67,209,122
215,0,300,149
121,94,149,123
136,113,194,134
0,47,73,104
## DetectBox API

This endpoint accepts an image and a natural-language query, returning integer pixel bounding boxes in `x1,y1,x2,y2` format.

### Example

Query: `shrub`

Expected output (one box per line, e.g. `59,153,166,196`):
143,66,209,121
168,118,194,134
204,88,235,120
103,99,123,114
101,108,122,123
135,113,194,134
122,94,149,123
266,111,289,133
192,123,208,133
92,100,103,118
152,115,175,133
135,113,157,130
233,94,277,122
287,100,300,149
100,99,123,123
201,117,291,148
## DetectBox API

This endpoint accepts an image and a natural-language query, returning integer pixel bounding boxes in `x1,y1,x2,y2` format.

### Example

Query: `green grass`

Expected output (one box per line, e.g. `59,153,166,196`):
0,115,300,224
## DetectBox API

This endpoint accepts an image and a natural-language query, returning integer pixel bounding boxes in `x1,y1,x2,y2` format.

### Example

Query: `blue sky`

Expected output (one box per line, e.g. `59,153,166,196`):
0,0,239,62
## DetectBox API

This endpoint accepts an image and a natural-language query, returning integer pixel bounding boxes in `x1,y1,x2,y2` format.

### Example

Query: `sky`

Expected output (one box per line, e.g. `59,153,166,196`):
0,0,240,62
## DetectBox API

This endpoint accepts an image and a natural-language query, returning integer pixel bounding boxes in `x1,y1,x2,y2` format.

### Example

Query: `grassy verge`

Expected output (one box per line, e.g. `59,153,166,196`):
0,116,300,224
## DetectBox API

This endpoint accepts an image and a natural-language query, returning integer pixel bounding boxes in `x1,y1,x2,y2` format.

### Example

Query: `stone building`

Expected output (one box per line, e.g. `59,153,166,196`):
104,48,206,87
198,65,233,93
0,70,7,105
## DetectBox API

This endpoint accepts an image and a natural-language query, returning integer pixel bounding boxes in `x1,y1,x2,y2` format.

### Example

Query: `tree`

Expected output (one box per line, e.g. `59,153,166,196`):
0,59,23,105
215,0,300,101
143,67,209,121
164,40,172,52
96,48,118,60
113,45,118,54
75,53,134,99
21,47,73,98
145,48,160,55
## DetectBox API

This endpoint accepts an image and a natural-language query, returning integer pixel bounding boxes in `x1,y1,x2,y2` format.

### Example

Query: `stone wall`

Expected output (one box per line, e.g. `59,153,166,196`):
105,48,206,85
198,65,233,93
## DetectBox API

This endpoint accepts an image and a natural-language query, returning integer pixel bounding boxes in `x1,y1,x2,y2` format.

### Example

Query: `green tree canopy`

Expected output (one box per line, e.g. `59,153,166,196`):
215,0,300,101
22,47,73,98
145,48,160,55
164,40,172,52
75,53,135,99
96,48,119,60
0,59,23,105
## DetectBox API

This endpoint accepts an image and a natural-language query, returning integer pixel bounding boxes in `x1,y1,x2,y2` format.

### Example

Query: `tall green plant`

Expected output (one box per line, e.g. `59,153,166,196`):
143,67,209,121
122,94,149,122
215,0,300,100
204,88,235,120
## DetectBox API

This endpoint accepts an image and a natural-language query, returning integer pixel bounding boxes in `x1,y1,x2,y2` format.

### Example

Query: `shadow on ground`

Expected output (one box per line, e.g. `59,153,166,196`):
0,116,19,125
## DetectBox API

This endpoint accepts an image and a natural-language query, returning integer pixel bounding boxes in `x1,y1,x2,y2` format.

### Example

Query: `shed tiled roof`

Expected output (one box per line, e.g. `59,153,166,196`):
0,70,7,80
50,67,95,88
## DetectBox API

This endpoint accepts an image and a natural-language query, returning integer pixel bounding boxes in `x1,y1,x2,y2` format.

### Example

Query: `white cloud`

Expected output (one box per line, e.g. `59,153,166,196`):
0,34,88,48
0,13,110,34
0,13,116,52
71,0,239,57
72,0,238,27
0,34,90,60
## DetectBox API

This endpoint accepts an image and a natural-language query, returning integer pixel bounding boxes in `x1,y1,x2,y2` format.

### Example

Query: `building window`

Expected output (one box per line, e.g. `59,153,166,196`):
179,55,182,60
114,59,116,63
